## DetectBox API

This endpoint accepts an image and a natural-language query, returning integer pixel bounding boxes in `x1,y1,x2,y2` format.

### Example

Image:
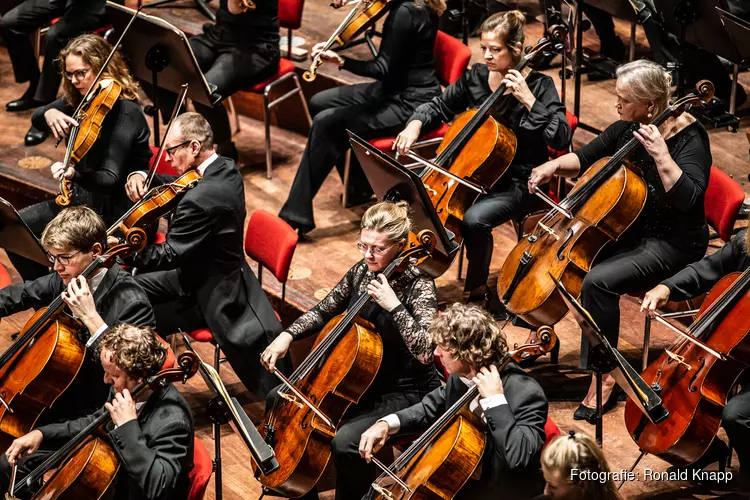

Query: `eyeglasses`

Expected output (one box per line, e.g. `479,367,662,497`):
47,249,83,265
63,68,91,82
165,139,199,158
356,241,398,256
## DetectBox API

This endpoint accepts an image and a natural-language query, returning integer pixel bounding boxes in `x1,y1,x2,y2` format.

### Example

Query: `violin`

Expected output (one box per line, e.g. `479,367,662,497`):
365,331,557,500
496,80,714,327
254,230,436,497
303,0,393,82
8,351,198,499
624,268,750,466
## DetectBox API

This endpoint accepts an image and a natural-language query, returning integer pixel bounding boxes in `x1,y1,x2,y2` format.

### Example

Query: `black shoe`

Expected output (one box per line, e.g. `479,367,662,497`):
574,385,620,423
24,126,48,146
278,214,313,236
6,97,45,112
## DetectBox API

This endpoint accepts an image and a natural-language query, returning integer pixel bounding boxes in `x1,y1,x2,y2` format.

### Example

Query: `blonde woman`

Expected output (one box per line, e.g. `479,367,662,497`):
262,200,440,500
529,60,711,421
541,432,621,500
9,34,151,282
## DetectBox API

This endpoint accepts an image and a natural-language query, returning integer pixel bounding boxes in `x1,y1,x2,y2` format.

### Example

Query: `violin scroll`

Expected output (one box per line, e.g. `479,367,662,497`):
55,179,72,207
508,327,558,365
148,351,199,390
669,80,715,117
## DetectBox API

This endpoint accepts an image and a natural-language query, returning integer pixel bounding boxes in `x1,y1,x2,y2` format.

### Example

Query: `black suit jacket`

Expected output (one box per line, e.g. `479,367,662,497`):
133,156,284,396
0,265,156,421
39,383,194,500
394,363,548,499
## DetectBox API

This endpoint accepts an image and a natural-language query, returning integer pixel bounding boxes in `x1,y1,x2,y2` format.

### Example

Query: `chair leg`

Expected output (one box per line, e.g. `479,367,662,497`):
342,150,351,207
642,315,651,372
225,96,240,135
456,242,464,280
263,91,272,179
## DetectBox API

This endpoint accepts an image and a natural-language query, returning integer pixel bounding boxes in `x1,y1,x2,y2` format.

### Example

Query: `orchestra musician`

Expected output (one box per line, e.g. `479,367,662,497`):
145,0,281,160
0,207,155,424
640,228,750,486
278,0,446,235
123,112,285,398
359,303,548,499
262,200,441,500
0,323,194,500
393,10,571,304
528,59,711,422
7,33,151,282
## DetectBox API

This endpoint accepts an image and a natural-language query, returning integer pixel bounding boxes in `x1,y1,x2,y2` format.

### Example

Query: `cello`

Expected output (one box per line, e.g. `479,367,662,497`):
254,230,436,498
495,80,714,327
365,332,556,500
624,268,750,466
7,351,198,499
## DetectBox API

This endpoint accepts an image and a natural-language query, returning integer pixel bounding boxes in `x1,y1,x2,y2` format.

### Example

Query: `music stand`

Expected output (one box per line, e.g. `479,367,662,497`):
552,275,668,445
348,132,460,275
107,2,218,146
182,335,278,500
718,8,750,115
0,198,49,267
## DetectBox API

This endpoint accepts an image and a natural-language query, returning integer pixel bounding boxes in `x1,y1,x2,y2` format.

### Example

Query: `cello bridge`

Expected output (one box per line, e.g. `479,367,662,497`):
665,350,691,371
370,483,395,500
279,391,304,409
538,222,559,240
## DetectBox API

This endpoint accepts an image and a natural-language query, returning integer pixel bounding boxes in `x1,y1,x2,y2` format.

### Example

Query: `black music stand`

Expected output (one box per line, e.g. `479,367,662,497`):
348,132,460,272
718,8,750,115
182,335,278,500
552,276,668,446
0,198,49,267
107,2,218,147
142,0,216,22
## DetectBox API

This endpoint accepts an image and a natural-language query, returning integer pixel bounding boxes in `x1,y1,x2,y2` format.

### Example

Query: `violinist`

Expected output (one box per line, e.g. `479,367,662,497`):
0,207,155,424
8,33,151,282
0,323,194,500
359,303,548,499
528,59,711,421
123,112,284,398
278,0,446,235
393,10,571,304
640,228,750,485
262,200,440,499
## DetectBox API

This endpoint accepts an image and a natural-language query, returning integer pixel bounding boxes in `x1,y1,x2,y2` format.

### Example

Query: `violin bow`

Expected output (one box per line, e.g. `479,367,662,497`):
144,83,190,192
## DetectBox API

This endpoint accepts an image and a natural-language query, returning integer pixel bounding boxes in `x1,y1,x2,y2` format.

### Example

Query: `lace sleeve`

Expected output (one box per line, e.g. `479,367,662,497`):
391,274,437,365
286,262,363,340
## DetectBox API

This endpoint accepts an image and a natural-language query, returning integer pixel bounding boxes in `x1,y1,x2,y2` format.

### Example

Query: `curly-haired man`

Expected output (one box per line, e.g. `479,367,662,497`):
358,303,549,499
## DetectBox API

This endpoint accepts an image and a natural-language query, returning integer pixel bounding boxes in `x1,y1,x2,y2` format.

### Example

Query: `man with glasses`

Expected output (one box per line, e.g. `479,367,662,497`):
123,112,285,398
0,206,155,425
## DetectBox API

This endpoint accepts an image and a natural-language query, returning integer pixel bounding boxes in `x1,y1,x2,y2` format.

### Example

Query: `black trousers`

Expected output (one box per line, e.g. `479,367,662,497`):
266,385,425,500
135,269,209,335
461,177,537,292
723,384,750,476
0,447,54,499
279,82,420,231
582,4,626,61
149,25,278,147
579,237,703,370
0,0,104,103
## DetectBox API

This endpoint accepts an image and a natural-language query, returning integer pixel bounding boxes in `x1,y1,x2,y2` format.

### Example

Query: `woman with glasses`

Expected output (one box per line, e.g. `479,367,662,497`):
261,200,440,500
9,33,151,282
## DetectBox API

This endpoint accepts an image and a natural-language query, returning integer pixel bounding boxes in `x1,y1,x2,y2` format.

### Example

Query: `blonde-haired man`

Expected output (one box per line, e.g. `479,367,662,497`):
359,303,548,499
0,206,154,423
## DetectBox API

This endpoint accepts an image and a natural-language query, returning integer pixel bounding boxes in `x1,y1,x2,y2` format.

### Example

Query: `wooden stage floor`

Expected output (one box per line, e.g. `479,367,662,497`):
0,1,749,498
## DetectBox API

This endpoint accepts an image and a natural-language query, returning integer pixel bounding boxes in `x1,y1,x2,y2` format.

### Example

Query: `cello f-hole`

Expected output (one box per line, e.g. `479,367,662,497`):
556,228,575,261
688,357,706,392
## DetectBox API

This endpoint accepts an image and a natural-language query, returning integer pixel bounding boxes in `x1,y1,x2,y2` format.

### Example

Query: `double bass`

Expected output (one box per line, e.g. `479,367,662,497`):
365,332,556,500
255,230,436,498
496,80,714,327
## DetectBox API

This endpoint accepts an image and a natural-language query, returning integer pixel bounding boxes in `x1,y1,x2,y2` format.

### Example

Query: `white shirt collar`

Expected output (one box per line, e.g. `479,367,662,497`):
196,152,219,176
88,268,107,293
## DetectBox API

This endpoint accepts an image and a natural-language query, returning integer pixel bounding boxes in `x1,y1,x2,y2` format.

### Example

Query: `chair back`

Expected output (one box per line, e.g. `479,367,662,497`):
158,337,176,371
547,111,578,159
433,30,472,87
705,165,744,242
0,264,10,289
149,146,178,176
279,0,305,30
543,416,561,450
188,438,213,500
244,209,298,283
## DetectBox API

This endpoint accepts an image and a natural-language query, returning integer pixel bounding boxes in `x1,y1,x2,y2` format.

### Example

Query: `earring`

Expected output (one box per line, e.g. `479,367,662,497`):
647,112,652,118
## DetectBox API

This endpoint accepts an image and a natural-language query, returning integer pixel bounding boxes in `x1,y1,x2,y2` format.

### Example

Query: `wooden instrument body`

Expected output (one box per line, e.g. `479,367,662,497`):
624,272,750,466
338,0,390,45
0,308,85,440
257,313,384,497
496,158,647,327
372,409,486,500
32,436,119,499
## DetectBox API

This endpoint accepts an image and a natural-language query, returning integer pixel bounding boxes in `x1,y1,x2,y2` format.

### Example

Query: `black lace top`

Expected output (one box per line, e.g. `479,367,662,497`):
287,260,439,392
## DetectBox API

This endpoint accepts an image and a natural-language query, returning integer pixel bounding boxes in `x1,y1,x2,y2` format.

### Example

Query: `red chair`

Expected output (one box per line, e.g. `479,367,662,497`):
0,264,11,289
543,416,561,450
34,19,112,60
233,0,312,179
158,337,176,371
149,145,178,176
188,438,213,500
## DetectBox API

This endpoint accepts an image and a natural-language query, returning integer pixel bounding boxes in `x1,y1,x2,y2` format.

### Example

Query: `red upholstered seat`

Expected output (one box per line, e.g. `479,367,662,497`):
705,165,745,242
368,123,450,154
0,264,11,289
543,416,561,450
547,111,579,159
244,209,298,285
188,438,213,500
247,58,297,93
189,328,215,344
157,337,176,370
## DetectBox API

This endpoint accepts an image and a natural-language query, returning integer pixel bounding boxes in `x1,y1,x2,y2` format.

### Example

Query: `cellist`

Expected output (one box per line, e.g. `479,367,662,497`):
261,200,441,500
359,303,548,499
0,207,154,424
527,60,711,422
0,323,194,500
640,228,750,486
8,33,151,282
393,11,571,305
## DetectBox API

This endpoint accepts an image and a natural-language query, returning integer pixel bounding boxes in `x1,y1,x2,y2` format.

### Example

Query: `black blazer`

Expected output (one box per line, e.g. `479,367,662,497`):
0,265,156,421
39,383,194,500
394,363,548,499
133,156,285,396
